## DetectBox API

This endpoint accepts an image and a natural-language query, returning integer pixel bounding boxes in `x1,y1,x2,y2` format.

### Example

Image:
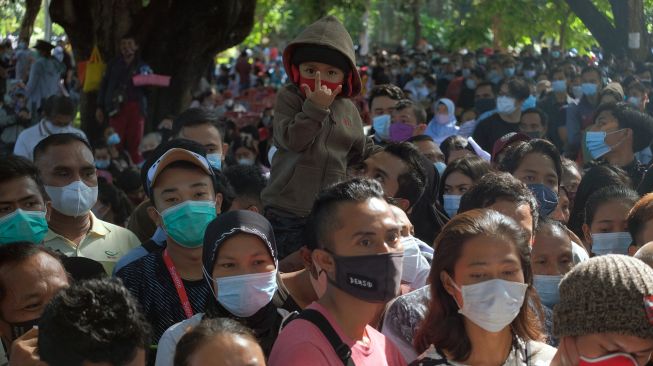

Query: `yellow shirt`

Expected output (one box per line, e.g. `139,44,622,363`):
43,212,141,274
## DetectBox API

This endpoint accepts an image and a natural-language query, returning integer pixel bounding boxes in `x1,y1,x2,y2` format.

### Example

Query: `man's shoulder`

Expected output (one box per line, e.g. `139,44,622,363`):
115,250,160,278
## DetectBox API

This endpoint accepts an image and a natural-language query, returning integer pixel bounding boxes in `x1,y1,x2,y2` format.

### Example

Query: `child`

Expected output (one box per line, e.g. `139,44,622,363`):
261,16,373,264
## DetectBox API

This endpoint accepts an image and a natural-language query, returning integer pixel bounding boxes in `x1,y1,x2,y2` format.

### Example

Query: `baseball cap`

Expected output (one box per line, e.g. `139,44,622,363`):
491,132,531,162
145,148,213,197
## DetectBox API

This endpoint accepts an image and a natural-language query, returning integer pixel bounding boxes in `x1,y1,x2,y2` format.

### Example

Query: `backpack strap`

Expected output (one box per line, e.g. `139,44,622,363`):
288,309,355,366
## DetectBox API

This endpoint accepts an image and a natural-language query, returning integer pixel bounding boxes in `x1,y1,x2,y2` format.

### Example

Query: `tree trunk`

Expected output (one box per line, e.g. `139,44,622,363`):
49,0,255,138
626,0,648,61
559,8,571,49
19,0,42,43
565,0,624,56
412,0,422,47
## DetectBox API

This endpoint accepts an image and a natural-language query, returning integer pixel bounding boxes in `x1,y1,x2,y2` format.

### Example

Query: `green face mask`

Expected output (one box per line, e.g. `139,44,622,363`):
0,209,49,245
160,200,217,248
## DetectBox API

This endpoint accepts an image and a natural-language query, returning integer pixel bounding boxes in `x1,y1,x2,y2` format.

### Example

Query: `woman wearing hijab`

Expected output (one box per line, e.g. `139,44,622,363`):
425,98,460,146
155,210,299,365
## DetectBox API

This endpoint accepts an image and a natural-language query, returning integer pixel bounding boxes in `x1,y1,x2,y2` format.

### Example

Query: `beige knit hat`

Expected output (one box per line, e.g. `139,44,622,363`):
554,255,653,339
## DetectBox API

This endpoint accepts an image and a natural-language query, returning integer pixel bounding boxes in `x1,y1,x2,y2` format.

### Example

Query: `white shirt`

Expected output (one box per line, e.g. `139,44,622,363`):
13,119,87,161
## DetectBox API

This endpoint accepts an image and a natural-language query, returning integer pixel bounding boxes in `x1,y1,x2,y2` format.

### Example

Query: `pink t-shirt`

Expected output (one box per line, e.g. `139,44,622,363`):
268,302,407,366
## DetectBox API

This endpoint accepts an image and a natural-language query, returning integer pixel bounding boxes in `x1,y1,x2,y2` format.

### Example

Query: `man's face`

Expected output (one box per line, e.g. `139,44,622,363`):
532,228,573,276
94,147,111,162
489,199,534,240
370,96,398,117
519,113,545,138
512,152,559,192
413,140,444,163
592,110,631,154
352,151,408,199
581,70,601,87
120,38,138,59
392,107,417,126
552,71,566,82
35,141,97,189
475,85,495,101
179,123,225,156
0,176,48,220
148,166,217,225
0,253,69,344
49,114,73,128
329,198,402,257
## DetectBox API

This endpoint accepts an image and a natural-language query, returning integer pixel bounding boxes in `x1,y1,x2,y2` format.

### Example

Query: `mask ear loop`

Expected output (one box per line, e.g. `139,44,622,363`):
202,266,218,299
444,272,463,309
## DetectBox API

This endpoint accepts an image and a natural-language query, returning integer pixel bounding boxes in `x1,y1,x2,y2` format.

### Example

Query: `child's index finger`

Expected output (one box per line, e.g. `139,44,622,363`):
315,71,321,90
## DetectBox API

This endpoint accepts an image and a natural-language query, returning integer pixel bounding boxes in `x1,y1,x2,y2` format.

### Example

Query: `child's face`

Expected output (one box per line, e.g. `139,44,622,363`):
299,62,345,83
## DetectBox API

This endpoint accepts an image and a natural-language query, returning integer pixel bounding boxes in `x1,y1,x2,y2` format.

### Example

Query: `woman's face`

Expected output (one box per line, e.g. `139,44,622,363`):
444,234,525,307
587,200,630,235
443,171,474,196
235,147,257,162
212,233,275,280
512,152,559,193
532,228,573,276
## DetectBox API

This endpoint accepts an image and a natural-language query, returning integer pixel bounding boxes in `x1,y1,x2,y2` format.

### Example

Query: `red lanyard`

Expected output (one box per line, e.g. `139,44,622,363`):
162,249,194,319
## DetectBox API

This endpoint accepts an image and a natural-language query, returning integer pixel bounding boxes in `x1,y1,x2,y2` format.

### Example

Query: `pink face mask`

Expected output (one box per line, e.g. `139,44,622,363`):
579,353,638,366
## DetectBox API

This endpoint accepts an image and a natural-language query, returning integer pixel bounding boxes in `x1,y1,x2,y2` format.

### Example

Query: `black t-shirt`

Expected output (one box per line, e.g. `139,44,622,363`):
115,251,211,344
472,113,521,152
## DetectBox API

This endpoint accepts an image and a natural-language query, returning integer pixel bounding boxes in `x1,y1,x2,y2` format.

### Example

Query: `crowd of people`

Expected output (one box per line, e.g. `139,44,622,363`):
3,14,653,365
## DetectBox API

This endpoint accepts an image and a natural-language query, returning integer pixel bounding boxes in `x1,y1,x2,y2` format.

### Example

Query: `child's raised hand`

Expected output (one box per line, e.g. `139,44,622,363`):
301,71,342,109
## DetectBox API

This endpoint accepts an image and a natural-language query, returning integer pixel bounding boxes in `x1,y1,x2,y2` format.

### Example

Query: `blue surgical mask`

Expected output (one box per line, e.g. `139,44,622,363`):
521,95,536,110
443,194,461,218
488,70,502,84
0,209,49,245
206,153,222,171
527,183,558,218
496,96,517,114
504,67,516,77
584,131,612,159
462,68,471,78
524,70,536,79
591,232,632,255
581,82,598,96
373,114,391,141
552,80,567,93
572,85,584,99
160,200,217,248
533,274,562,308
551,51,561,59
465,78,477,90
238,158,256,166
95,159,111,170
215,270,278,317
628,96,641,107
434,162,446,176
107,133,121,146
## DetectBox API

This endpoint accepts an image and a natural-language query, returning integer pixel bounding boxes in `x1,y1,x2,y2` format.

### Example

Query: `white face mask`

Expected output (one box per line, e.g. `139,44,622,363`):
44,120,73,134
450,277,527,332
309,261,328,299
45,181,98,217
591,232,632,256
401,236,421,284
214,270,278,318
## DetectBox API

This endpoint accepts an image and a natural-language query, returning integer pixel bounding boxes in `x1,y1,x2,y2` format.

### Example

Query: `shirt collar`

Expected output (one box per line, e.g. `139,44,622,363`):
43,212,110,242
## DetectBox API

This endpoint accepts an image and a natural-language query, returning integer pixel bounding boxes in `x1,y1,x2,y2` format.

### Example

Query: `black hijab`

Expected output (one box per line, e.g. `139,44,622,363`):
201,210,282,356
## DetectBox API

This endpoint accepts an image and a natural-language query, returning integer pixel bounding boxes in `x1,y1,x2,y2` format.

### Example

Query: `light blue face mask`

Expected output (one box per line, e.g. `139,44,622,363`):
206,153,222,171
107,133,121,146
488,70,502,84
533,274,562,308
581,82,598,96
443,194,461,218
95,159,111,170
591,232,632,255
496,96,517,114
552,80,567,93
373,114,391,141
238,158,256,166
160,200,217,248
504,67,516,77
465,78,477,90
571,85,583,99
584,129,625,160
0,209,49,245
215,270,278,317
434,162,446,176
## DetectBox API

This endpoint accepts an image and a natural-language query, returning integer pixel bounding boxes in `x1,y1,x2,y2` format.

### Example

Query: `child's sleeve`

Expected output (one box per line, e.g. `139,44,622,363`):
273,87,331,153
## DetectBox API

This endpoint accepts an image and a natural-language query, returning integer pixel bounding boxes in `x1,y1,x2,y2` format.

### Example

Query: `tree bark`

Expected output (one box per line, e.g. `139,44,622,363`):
565,0,624,56
411,0,422,47
49,0,255,137
19,0,42,43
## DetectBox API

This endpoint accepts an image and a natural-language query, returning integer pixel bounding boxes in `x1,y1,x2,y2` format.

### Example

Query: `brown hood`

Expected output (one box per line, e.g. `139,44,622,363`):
282,15,361,97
